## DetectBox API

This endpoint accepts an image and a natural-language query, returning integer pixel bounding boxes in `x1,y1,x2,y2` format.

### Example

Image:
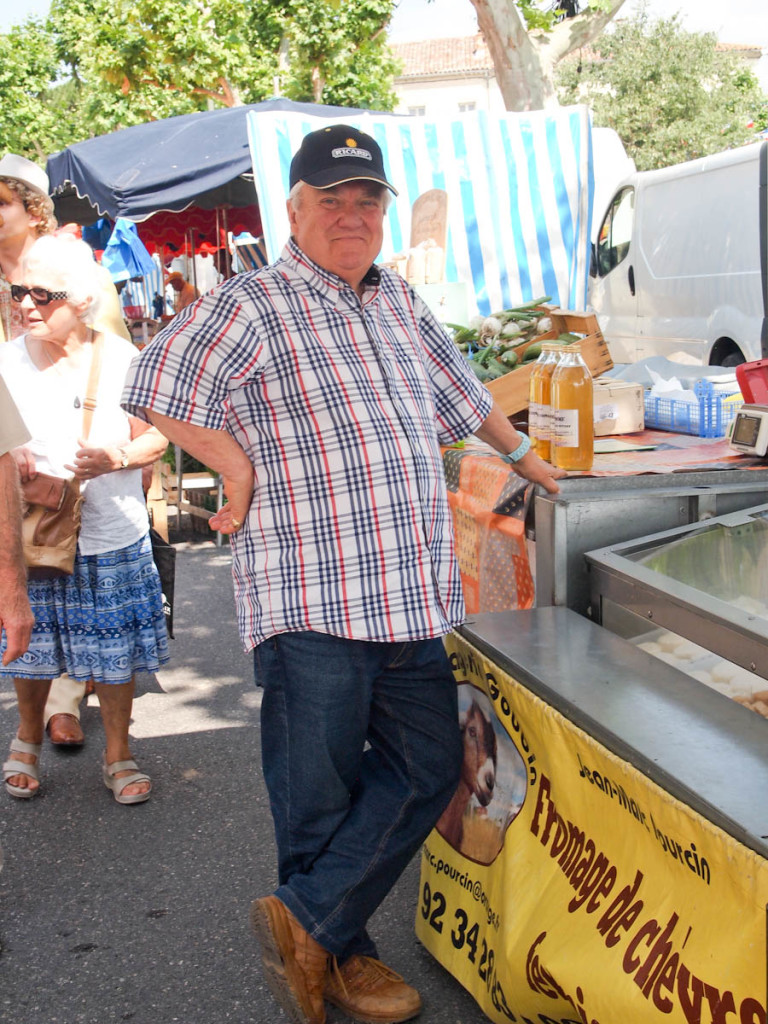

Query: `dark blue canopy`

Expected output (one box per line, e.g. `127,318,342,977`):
47,98,374,224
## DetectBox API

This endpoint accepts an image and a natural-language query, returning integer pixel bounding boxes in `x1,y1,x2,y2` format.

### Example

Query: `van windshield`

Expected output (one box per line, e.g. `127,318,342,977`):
596,187,634,276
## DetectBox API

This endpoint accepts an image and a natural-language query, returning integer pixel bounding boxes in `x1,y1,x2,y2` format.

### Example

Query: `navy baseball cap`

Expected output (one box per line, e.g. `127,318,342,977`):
289,125,398,196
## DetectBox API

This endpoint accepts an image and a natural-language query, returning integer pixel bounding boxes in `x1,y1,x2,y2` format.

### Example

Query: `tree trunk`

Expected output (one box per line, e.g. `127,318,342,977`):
468,0,630,112
311,65,325,104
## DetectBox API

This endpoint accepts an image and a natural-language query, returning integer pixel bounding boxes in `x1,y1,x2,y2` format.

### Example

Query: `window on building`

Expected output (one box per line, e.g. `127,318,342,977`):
408,105,426,117
458,102,477,112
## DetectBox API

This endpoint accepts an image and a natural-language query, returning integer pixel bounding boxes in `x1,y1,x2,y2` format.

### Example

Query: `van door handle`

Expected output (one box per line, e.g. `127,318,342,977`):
628,264,635,296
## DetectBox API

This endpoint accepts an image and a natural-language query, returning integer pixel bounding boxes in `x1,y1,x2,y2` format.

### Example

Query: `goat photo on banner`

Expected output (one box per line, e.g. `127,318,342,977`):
436,685,528,864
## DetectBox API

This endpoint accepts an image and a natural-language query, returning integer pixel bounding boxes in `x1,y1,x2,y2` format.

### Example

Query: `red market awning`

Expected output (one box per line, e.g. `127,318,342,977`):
135,204,262,254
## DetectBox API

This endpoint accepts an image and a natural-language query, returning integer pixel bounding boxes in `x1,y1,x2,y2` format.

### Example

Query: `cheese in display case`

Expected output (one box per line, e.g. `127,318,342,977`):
631,627,768,717
585,502,768,689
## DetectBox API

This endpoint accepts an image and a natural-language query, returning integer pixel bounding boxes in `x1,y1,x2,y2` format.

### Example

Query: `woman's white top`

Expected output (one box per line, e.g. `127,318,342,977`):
0,332,150,555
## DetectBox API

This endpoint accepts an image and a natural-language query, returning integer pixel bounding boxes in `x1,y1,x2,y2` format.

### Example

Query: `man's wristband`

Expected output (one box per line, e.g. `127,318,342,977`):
504,432,531,463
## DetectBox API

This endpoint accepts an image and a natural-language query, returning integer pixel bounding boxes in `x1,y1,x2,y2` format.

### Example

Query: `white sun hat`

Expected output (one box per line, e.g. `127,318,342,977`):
0,153,50,196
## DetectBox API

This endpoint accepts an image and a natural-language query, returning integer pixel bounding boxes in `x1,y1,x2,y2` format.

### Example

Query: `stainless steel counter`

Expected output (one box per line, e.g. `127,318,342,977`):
459,606,768,860
533,468,768,614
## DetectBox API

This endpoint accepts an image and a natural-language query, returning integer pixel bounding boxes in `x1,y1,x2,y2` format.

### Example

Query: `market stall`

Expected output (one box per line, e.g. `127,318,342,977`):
45,97,366,319
49,101,768,1018
421,354,768,1022
416,609,768,1024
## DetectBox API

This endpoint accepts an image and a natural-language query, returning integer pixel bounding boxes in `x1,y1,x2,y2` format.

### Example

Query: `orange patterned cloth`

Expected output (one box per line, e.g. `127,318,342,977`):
442,432,765,615
442,445,533,614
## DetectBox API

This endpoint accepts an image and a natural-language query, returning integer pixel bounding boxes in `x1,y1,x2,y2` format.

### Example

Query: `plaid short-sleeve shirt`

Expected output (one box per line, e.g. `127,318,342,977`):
123,241,492,649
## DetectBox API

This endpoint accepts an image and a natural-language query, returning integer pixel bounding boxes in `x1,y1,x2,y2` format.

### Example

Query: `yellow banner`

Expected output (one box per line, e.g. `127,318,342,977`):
416,633,768,1024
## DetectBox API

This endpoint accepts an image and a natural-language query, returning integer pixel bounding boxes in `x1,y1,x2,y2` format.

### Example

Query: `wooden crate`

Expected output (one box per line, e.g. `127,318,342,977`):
485,309,614,417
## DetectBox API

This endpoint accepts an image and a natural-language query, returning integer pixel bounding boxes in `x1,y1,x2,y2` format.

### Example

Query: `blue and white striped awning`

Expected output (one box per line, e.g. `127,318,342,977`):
247,105,594,316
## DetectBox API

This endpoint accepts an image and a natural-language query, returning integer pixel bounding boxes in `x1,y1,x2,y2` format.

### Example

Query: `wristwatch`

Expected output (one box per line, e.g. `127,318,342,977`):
118,445,129,469
505,432,531,463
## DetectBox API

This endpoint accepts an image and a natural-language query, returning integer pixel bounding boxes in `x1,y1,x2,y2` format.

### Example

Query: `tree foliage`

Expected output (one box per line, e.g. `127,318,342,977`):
49,0,282,119
281,0,399,109
0,0,399,160
0,20,63,162
555,9,767,170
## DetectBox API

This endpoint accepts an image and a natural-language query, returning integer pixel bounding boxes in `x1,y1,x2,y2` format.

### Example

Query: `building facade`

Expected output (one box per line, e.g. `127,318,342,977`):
391,35,765,118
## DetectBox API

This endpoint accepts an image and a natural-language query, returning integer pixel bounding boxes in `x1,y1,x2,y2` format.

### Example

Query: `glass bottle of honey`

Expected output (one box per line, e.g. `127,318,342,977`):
551,344,594,471
528,344,561,462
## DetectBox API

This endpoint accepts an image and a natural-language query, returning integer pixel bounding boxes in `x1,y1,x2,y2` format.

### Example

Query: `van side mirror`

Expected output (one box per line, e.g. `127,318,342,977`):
589,243,597,278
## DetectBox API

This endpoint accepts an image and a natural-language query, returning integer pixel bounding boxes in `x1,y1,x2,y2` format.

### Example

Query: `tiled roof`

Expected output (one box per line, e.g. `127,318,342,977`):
391,35,763,81
715,41,763,58
391,34,494,79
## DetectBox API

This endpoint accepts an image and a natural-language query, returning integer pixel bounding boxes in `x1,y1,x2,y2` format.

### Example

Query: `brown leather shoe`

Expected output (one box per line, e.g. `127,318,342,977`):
325,955,422,1023
250,896,329,1024
46,713,84,747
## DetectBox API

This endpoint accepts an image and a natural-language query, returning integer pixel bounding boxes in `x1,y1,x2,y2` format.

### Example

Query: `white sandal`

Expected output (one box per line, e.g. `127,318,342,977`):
3,738,42,799
102,756,151,805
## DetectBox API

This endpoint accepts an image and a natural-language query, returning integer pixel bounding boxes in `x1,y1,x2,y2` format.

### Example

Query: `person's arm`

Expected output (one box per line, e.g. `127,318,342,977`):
473,401,566,495
68,420,169,479
0,452,34,664
409,292,564,496
143,411,254,535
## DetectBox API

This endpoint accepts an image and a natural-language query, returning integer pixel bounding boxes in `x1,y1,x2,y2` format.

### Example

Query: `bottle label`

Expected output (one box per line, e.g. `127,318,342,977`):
529,401,542,435
554,408,579,446
540,406,553,440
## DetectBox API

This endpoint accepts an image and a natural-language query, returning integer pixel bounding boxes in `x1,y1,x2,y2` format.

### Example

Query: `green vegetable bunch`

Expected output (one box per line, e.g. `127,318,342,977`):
446,298,580,382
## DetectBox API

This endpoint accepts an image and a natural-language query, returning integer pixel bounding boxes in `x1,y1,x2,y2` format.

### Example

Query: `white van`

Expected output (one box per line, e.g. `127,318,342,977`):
588,141,768,367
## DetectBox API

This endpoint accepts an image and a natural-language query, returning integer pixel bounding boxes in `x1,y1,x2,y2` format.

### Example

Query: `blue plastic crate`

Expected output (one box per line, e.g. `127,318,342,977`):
643,380,743,437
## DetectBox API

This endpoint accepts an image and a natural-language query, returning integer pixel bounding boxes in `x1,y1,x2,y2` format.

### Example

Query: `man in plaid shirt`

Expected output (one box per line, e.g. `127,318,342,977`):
123,125,564,1024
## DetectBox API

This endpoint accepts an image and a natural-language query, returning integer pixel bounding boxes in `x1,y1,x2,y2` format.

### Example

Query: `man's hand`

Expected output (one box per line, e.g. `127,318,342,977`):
209,502,245,535
473,402,567,495
143,411,255,536
509,450,567,495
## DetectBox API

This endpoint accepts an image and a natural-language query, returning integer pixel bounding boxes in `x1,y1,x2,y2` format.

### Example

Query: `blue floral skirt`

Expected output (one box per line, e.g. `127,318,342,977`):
0,533,170,684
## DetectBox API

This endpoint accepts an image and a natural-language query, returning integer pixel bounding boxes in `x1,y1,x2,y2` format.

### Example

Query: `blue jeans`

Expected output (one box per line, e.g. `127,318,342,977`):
254,631,461,960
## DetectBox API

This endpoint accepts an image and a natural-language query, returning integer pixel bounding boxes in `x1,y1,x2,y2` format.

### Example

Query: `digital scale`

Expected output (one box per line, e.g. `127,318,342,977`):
729,404,768,456
729,358,768,456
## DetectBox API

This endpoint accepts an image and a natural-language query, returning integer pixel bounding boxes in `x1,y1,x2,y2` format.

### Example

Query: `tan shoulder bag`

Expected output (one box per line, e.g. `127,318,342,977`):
22,333,104,579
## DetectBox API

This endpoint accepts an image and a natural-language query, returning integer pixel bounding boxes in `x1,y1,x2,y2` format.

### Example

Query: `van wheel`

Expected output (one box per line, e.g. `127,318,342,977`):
719,351,746,368
710,341,745,368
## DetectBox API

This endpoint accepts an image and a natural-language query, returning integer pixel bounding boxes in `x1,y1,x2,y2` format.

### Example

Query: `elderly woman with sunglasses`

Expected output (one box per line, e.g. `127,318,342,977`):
0,234,170,804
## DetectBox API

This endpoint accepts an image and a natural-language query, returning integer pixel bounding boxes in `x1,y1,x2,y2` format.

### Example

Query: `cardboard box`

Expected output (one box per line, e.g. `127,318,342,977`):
485,310,614,417
593,379,645,435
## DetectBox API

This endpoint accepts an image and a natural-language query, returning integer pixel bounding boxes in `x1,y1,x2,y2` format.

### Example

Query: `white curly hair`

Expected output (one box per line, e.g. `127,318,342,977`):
22,234,107,323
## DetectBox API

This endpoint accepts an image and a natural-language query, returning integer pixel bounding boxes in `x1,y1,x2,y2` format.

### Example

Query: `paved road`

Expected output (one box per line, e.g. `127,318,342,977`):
0,537,492,1024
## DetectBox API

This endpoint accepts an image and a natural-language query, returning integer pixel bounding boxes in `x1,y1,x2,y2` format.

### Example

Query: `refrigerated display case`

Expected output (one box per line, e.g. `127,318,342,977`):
532,467,768,614
585,502,768,692
424,449,768,1023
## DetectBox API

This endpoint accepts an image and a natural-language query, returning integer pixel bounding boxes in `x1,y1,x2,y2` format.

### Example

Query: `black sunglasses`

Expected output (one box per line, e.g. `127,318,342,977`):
10,284,69,306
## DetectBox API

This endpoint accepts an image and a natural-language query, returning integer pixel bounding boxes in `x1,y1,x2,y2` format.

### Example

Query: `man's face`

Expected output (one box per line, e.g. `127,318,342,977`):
287,181,386,289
